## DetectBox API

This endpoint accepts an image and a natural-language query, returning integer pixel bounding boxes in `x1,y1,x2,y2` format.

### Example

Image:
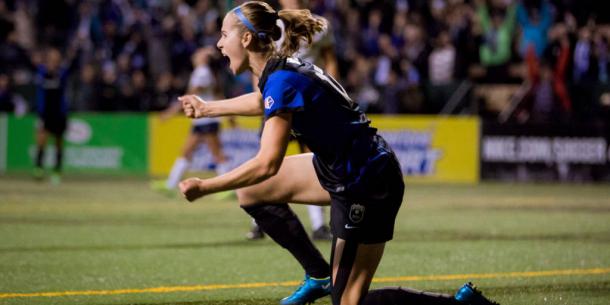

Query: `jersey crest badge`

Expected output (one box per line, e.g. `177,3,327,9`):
348,204,365,224
264,96,275,109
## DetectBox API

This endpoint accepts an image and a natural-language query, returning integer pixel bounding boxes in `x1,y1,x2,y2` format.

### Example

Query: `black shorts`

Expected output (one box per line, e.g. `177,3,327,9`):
328,155,405,244
191,122,220,134
41,115,67,136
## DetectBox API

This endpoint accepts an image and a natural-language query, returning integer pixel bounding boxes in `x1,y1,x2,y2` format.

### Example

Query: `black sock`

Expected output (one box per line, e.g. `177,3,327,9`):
36,147,44,168
331,237,359,305
55,148,62,172
243,203,330,278
360,287,460,305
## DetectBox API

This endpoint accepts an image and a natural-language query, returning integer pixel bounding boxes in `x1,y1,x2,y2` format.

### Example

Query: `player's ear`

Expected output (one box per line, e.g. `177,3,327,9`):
241,31,253,48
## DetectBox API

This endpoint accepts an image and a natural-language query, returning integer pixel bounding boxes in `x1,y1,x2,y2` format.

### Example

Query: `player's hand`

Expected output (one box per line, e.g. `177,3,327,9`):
178,95,197,118
179,95,208,118
179,178,208,202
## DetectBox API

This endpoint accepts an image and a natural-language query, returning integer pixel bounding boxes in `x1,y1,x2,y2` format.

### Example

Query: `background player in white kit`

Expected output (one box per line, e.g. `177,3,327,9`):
153,47,231,194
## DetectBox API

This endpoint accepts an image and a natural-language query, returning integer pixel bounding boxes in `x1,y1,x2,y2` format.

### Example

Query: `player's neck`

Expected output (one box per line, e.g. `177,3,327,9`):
248,52,270,78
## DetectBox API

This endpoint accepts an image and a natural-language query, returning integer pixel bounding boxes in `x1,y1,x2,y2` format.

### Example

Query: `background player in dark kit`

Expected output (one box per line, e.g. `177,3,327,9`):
33,44,80,184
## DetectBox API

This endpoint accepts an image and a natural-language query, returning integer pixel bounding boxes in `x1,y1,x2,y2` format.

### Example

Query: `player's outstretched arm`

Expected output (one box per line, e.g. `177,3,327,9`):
179,92,263,118
179,113,291,202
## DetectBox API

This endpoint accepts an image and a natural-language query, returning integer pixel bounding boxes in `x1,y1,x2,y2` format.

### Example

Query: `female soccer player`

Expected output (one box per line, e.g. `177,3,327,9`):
178,2,498,305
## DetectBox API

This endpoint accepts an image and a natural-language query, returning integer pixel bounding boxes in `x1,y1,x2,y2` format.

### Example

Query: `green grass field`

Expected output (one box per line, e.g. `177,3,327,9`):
1,175,609,305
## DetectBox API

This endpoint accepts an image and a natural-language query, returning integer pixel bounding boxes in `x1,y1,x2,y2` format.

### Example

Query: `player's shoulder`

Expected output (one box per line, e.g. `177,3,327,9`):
266,60,312,85
259,57,313,92
267,69,301,85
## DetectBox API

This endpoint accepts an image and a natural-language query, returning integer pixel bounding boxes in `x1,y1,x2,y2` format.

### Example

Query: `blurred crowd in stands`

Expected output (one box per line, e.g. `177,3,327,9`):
1,0,609,123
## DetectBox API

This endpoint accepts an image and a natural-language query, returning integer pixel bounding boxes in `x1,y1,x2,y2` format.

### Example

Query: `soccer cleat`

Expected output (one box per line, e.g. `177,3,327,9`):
454,282,499,305
245,224,265,240
311,225,332,241
280,274,331,305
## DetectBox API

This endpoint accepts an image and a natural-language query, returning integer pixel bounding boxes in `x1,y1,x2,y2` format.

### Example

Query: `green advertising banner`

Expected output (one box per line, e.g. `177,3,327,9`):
0,114,7,173
6,114,148,174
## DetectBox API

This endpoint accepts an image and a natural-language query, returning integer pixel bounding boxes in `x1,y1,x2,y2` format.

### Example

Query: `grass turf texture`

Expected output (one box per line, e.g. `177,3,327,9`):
0,175,609,305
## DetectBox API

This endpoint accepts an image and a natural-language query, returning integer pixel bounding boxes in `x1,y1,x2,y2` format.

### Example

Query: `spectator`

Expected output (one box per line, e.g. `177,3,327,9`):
0,30,30,77
96,62,120,111
402,23,430,82
571,26,597,120
593,29,609,84
35,0,75,47
148,72,174,111
517,0,553,59
544,23,573,116
476,0,516,82
427,29,457,113
95,19,124,63
170,22,198,75
0,72,27,115
121,26,148,71
517,0,553,86
69,63,97,111
345,55,378,112
446,2,475,79
530,61,554,122
129,69,151,111
361,9,382,57
13,0,35,51
428,30,456,86
380,63,409,114
0,0,13,43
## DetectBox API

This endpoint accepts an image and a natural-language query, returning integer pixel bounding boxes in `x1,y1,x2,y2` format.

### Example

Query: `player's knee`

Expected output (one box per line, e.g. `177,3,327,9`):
236,188,258,206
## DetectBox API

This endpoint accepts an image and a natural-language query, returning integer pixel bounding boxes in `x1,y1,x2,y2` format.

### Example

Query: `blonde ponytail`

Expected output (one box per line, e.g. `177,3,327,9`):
235,2,324,57
277,9,325,57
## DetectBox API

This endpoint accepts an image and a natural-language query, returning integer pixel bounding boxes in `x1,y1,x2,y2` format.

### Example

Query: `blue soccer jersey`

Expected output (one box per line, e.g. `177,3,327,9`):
35,65,70,118
258,57,394,193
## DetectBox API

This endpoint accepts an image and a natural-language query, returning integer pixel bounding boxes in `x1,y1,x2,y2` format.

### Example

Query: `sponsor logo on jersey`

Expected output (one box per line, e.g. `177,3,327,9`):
264,96,275,109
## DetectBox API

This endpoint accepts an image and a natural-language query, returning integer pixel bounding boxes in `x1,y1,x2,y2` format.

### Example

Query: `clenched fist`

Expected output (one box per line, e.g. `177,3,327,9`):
178,95,208,118
179,178,208,202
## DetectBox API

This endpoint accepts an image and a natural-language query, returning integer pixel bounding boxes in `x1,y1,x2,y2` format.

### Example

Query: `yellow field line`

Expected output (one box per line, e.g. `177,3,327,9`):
372,267,610,283
1,267,608,299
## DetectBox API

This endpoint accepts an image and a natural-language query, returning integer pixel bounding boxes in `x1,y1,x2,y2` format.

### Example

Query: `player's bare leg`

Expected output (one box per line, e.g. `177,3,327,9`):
238,153,332,305
159,133,201,193
202,133,227,165
331,239,498,305
331,239,384,305
237,153,330,206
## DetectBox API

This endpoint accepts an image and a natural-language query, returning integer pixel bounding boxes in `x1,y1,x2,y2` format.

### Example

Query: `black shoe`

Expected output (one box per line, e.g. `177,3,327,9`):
246,224,265,240
454,282,499,305
311,225,332,241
